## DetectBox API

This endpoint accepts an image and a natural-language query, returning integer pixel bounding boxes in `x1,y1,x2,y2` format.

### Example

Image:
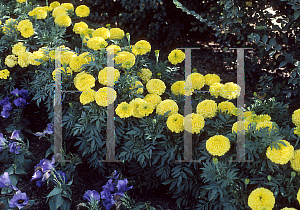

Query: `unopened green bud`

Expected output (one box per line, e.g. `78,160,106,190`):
291,172,296,177
213,157,218,165
157,72,161,77
245,178,250,185
69,103,73,107
106,24,111,29
155,50,160,57
253,92,257,97
267,175,271,181
193,68,197,73
153,119,156,124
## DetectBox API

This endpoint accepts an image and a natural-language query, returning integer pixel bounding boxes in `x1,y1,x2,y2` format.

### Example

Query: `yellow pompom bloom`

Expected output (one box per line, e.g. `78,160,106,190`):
52,6,68,18
31,51,45,66
290,149,300,171
204,74,221,86
168,49,185,65
184,113,205,134
232,121,251,134
146,79,166,95
256,114,271,123
73,22,88,34
256,121,278,132
292,109,300,127
98,67,120,86
20,26,34,38
186,73,205,90
106,45,121,55
206,135,230,156
244,111,254,118
115,102,133,118
114,51,136,68
5,55,18,68
79,89,95,105
50,1,60,9
74,72,95,91
209,83,224,98
218,101,236,116
167,113,185,133
138,101,154,117
61,51,76,65
196,99,218,119
294,126,300,136
18,52,33,68
132,40,151,55
248,187,275,210
37,47,50,62
87,37,108,50
17,20,33,31
28,7,47,19
0,69,10,79
95,87,117,107
79,52,93,63
297,188,300,205
129,98,145,118
109,28,125,40
220,82,241,100
61,3,74,11
55,14,72,27
137,68,152,84
12,42,26,56
16,0,26,3
171,80,194,96
266,140,294,165
93,27,110,39
75,5,90,17
156,99,178,117
69,55,86,72
144,93,161,108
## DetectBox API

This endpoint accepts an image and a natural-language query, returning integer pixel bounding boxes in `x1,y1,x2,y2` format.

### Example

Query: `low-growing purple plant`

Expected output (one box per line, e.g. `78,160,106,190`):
30,155,55,187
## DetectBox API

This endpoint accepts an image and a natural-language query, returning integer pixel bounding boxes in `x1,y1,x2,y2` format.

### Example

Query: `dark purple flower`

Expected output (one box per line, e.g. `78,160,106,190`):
11,130,22,141
112,170,119,179
0,172,17,190
103,198,114,210
83,190,101,202
34,157,55,173
54,170,68,183
9,190,29,209
13,98,28,107
115,179,133,197
30,170,45,187
8,142,20,154
0,97,10,106
0,133,7,152
100,189,112,200
1,103,12,118
44,123,53,135
19,89,28,99
11,88,20,97
102,179,115,193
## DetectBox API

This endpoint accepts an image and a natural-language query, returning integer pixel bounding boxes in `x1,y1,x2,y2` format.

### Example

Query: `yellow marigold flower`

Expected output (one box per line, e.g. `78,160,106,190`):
146,79,166,95
129,98,145,118
144,93,161,108
20,26,34,38
168,49,185,65
294,126,300,136
204,74,221,86
61,3,74,11
50,1,60,9
186,73,205,90
37,47,50,62
138,101,154,117
109,28,125,40
93,27,110,39
255,121,278,132
115,102,133,118
196,99,217,119
44,6,53,11
114,51,135,68
132,40,151,55
167,113,184,133
290,149,300,171
257,114,272,123
74,72,95,91
220,82,241,100
73,22,88,34
95,87,117,107
31,51,45,66
171,80,194,96
16,0,26,3
206,135,230,156
248,187,275,210
184,113,205,134
292,109,300,127
246,114,259,123
232,121,251,134
28,7,47,19
137,68,152,84
244,111,254,119
218,101,236,116
75,5,90,18
52,67,72,80
0,69,10,79
18,52,33,68
69,55,85,72
61,51,76,65
79,89,95,105
55,14,72,27
129,80,143,94
17,20,33,32
98,67,120,86
266,140,294,165
156,99,178,117
5,55,18,68
52,6,68,18
209,82,224,98
297,188,300,205
106,45,121,55
87,37,108,50
280,208,297,210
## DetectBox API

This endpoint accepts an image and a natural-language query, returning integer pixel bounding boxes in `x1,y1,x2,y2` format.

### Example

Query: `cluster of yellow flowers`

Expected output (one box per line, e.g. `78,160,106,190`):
167,113,205,134
127,98,154,118
0,69,10,79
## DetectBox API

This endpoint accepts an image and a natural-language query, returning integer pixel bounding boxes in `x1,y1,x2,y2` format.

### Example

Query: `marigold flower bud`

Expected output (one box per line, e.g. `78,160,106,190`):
267,175,271,181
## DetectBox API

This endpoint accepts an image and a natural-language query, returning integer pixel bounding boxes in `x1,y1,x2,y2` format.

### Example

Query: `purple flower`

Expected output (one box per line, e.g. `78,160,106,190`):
13,98,28,107
103,179,115,193
11,88,20,97
30,170,45,187
11,130,22,141
1,103,12,118
83,190,101,202
112,170,119,179
44,123,53,135
8,142,20,154
34,157,55,173
9,190,29,209
103,198,114,210
0,97,10,106
54,170,68,183
0,172,17,190
19,89,28,99
0,133,7,152
115,179,133,197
